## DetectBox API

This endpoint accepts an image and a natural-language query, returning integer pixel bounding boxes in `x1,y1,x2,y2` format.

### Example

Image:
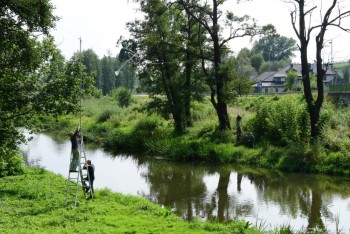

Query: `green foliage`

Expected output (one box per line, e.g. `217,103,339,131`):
100,55,117,95
44,94,350,176
251,35,298,61
284,70,298,91
277,144,317,172
130,115,166,150
85,122,113,145
259,60,291,74
80,49,101,88
0,148,24,177
210,129,235,144
250,53,264,72
220,57,254,98
111,87,132,107
97,109,115,123
91,87,103,98
0,1,96,177
249,95,310,145
315,151,350,175
236,48,257,77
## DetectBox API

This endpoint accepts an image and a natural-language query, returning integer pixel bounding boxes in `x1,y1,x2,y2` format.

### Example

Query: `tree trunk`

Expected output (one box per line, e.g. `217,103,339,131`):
212,1,231,130
236,115,242,141
216,171,230,221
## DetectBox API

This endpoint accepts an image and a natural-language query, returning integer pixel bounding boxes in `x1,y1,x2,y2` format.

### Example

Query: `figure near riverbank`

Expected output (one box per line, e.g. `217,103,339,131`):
69,125,80,172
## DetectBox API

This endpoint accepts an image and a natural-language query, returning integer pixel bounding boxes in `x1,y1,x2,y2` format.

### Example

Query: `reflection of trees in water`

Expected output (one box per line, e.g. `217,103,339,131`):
139,159,350,229
204,169,254,222
140,161,207,221
237,168,350,229
141,163,254,222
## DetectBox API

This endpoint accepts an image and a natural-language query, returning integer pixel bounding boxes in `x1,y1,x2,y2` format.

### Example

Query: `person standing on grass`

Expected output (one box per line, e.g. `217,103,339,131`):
69,125,80,172
83,159,95,198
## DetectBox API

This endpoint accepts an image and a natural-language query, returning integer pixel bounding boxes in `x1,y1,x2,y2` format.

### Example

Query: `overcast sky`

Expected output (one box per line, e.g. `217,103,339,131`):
50,0,350,63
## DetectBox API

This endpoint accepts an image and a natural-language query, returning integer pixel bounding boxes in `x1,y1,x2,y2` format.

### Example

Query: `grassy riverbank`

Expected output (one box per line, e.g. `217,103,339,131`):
0,168,259,233
41,94,350,177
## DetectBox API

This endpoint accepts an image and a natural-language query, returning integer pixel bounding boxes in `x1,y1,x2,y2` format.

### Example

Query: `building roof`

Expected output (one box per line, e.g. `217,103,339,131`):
254,63,336,83
255,71,276,82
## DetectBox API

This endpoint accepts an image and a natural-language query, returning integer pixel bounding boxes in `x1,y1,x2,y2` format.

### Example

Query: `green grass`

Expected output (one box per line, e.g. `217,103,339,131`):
0,168,258,234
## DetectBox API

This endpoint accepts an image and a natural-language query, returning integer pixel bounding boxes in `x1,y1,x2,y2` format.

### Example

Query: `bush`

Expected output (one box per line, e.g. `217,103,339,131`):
0,147,24,177
91,87,103,99
130,115,167,151
111,87,132,107
248,96,310,145
97,109,114,123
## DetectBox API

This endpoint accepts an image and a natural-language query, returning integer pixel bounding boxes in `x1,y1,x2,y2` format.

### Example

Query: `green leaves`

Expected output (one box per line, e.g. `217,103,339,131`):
0,1,96,176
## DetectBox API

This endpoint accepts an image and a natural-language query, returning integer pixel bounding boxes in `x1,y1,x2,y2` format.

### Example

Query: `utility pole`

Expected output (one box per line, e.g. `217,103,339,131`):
329,40,333,65
79,37,82,128
348,59,350,83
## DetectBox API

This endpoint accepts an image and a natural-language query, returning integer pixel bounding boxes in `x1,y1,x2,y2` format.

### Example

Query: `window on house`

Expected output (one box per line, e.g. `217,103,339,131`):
275,88,278,93
265,88,268,93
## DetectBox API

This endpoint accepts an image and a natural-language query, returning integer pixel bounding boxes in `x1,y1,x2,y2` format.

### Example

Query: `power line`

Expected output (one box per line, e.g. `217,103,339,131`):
11,0,107,57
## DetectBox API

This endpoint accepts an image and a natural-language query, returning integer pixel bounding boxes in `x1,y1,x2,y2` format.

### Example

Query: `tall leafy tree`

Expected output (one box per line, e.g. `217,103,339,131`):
128,0,204,134
249,53,264,73
0,0,90,176
251,35,298,61
100,54,117,95
258,59,291,73
80,49,101,89
236,48,256,76
175,0,275,130
289,0,350,138
284,70,298,91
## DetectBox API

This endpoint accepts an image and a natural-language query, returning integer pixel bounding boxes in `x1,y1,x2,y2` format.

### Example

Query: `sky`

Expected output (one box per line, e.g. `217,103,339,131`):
50,0,350,63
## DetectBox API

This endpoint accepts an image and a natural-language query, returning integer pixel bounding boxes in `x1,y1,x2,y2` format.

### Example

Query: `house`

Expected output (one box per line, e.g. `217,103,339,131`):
252,63,339,94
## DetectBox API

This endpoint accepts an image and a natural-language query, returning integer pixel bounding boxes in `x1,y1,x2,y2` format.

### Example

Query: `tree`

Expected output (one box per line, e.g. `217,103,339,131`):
100,54,117,95
176,0,275,130
0,1,92,176
80,49,101,89
236,48,257,76
285,70,298,91
249,53,264,72
258,59,291,73
221,57,253,96
289,0,350,138
251,35,298,61
128,0,204,134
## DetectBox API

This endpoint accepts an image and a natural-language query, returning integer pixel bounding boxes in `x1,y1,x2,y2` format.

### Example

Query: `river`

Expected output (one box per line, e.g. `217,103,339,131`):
20,133,350,232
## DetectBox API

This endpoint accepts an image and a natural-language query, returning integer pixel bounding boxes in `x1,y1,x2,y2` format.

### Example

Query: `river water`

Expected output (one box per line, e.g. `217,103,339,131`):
20,133,350,232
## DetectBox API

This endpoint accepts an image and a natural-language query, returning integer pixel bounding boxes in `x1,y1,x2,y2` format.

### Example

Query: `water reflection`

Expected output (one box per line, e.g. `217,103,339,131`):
20,133,350,231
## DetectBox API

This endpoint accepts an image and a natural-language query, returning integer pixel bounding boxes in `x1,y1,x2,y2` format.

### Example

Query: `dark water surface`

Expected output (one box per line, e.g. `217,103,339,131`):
20,133,350,232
